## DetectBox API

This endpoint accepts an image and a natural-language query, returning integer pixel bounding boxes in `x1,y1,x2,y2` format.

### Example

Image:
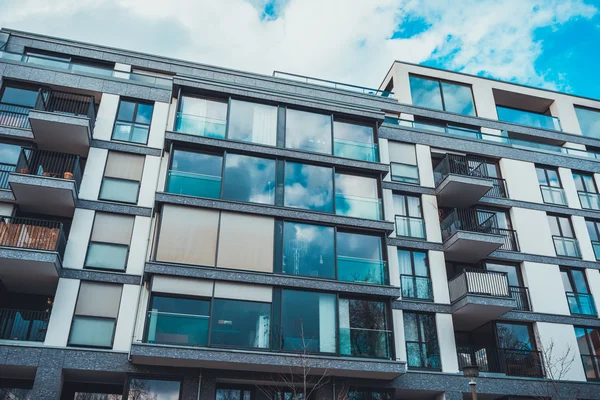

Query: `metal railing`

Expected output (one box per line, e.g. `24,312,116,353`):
0,216,66,258
566,292,597,317
273,71,395,98
395,215,426,239
15,148,83,190
581,355,600,381
35,89,96,128
0,308,50,342
457,346,544,377
448,269,511,303
385,118,600,161
400,275,433,301
0,162,16,189
0,103,31,129
578,191,600,211
510,286,531,311
540,185,567,206
433,153,489,186
552,236,581,258
485,177,508,198
497,228,520,252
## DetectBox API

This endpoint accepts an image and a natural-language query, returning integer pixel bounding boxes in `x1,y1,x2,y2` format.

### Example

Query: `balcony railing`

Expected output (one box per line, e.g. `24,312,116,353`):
510,286,531,311
578,191,600,211
581,355,600,381
552,236,581,258
0,216,66,257
174,112,227,139
273,71,395,98
0,308,50,342
35,89,96,128
457,346,544,377
395,215,426,239
566,292,597,317
496,106,561,131
334,138,379,162
335,194,382,220
401,275,433,301
448,269,511,303
386,118,600,161
145,311,209,347
497,228,520,252
165,170,222,199
15,148,83,189
390,162,419,185
434,153,486,182
339,328,392,359
337,256,387,285
0,162,15,189
540,185,567,206
486,177,508,198
0,103,31,129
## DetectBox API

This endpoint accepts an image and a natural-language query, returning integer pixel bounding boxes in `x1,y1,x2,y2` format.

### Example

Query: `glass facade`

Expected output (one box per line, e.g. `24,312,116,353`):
68,316,115,348
335,174,381,220
393,194,425,239
548,214,580,258
126,379,181,400
284,162,333,212
575,106,600,139
222,154,276,204
167,149,223,198
575,326,600,380
99,178,140,204
112,100,154,144
339,298,390,358
84,242,129,271
228,100,277,146
175,95,228,139
285,109,332,154
536,166,566,205
337,232,385,284
210,299,270,349
398,250,432,301
403,312,440,369
146,295,211,346
409,75,475,116
573,171,600,210
282,221,335,279
586,219,600,261
333,121,377,162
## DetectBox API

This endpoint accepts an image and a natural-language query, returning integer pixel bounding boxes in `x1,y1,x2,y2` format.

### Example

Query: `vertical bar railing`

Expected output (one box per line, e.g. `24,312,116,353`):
0,308,50,342
509,286,531,311
0,216,66,258
448,269,510,302
15,148,83,190
484,177,508,198
35,89,96,127
0,162,16,189
440,209,502,240
457,346,544,377
497,228,519,251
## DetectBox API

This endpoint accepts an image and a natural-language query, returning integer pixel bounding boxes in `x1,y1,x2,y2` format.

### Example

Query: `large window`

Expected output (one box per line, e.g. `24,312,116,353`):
496,322,535,350
284,162,333,212
69,282,122,348
85,212,134,271
228,99,277,146
574,326,600,381
333,120,377,162
586,219,600,261
0,84,39,129
282,221,335,279
285,109,332,154
112,99,154,144
548,214,580,258
166,149,223,199
339,298,390,358
125,378,181,400
393,194,425,239
536,165,566,205
146,295,211,346
337,232,386,284
99,151,144,204
575,106,600,139
389,142,419,184
222,153,276,204
210,299,270,349
398,250,432,301
573,171,600,210
561,267,596,316
216,386,254,400
280,290,336,353
403,312,440,369
335,173,381,219
409,75,476,116
175,95,228,139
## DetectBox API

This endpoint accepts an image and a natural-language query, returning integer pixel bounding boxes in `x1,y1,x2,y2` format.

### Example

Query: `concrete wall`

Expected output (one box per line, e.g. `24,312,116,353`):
63,208,95,269
127,216,152,275
499,158,542,203
78,147,107,201
113,284,141,351
44,278,79,346
572,216,595,261
510,208,555,256
558,167,581,209
416,144,434,188
147,102,169,149
535,322,586,381
422,194,442,243
522,262,570,315
93,94,120,141
138,155,161,207
436,313,458,373
429,250,450,304
392,309,406,362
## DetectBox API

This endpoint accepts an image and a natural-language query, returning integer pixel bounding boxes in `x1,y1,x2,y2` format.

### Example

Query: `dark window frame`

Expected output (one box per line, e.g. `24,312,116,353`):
408,73,478,116
83,211,134,273
123,376,183,400
494,321,537,351
535,165,563,188
67,315,118,350
111,98,155,145
397,248,432,301
403,311,441,371
573,171,598,194
98,176,142,205
560,267,591,294
393,192,425,239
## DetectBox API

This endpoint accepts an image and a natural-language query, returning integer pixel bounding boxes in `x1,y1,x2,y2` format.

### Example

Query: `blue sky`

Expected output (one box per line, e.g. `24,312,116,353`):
1,0,599,99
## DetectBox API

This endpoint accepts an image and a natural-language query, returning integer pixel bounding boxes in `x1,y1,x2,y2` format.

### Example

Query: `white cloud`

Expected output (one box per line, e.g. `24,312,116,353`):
0,0,596,91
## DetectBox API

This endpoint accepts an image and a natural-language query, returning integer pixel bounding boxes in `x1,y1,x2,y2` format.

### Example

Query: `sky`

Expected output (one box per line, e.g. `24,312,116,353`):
1,0,599,99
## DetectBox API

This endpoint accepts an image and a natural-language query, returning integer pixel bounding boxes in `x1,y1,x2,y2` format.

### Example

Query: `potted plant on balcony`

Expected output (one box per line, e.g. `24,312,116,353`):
63,171,73,179
19,168,29,174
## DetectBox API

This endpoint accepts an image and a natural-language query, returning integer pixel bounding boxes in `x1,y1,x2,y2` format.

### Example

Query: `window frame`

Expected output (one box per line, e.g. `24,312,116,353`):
408,73,477,116
535,165,563,188
123,376,183,400
548,214,575,238
393,192,426,239
67,314,117,349
573,171,598,194
560,267,591,294
215,384,256,400
111,98,154,145
493,321,537,351
403,311,441,370
397,248,432,301
83,212,134,272
99,177,142,205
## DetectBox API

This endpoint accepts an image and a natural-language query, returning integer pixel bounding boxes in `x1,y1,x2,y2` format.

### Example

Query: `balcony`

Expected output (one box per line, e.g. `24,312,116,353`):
400,275,433,301
540,185,567,206
552,236,581,258
509,286,531,311
566,292,597,317
496,106,561,131
581,355,600,381
433,154,502,207
0,308,50,342
339,327,392,359
448,269,516,330
28,89,96,156
0,216,65,294
440,209,518,263
8,149,82,217
273,71,395,98
578,191,600,210
457,346,544,377
337,256,387,285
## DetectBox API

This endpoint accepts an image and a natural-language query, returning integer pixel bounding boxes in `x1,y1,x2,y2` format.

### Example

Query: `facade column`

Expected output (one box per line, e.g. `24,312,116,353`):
31,365,64,399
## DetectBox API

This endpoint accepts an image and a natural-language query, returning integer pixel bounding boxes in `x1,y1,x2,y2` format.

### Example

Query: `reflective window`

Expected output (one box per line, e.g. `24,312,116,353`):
393,194,425,239
337,232,385,284
85,242,128,271
210,299,270,349
575,106,600,139
282,222,335,279
398,250,431,300
339,298,390,358
147,295,210,347
496,322,534,350
0,86,39,108
167,149,223,198
126,379,181,400
574,326,600,380
68,316,115,348
228,100,277,146
216,387,253,400
112,100,154,144
573,172,598,193
0,142,21,165
409,75,475,116
285,109,332,154
281,290,336,353
99,178,140,203
175,95,228,139
335,173,380,219
222,154,275,204
349,392,392,400
284,162,333,212
403,312,440,369
333,121,377,162
536,166,561,187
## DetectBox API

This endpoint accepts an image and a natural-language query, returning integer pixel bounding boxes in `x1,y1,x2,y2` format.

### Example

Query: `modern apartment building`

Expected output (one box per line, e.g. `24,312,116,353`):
0,28,599,399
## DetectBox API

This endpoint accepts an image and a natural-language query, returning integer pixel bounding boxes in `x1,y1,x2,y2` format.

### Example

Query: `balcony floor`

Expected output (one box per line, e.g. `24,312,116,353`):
0,249,60,295
28,110,91,157
443,231,505,263
9,174,77,217
435,175,494,207
451,295,517,330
